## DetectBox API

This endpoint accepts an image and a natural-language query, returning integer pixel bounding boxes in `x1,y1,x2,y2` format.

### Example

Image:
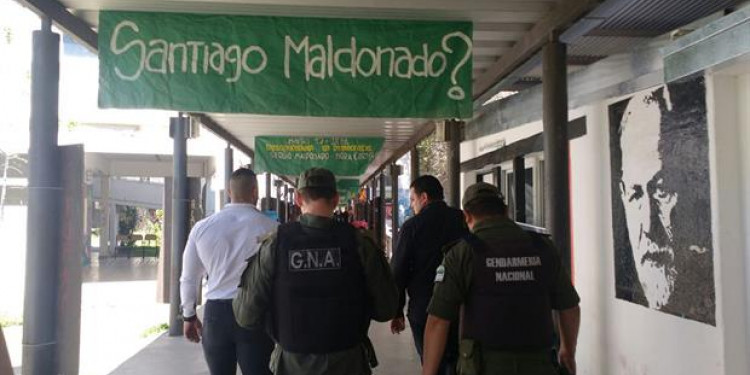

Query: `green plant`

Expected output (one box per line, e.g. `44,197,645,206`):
141,323,169,338
0,316,22,328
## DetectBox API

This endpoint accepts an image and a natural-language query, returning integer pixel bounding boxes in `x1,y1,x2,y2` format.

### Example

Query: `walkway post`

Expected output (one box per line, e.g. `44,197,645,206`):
493,166,503,187
169,114,190,336
513,156,526,223
445,120,462,209
283,184,289,223
265,173,272,211
22,17,62,375
410,147,420,182
542,37,571,272
275,179,283,220
378,173,386,248
390,164,400,251
224,143,233,205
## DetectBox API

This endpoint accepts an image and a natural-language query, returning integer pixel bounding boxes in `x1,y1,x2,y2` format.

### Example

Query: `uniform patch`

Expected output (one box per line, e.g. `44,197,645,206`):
289,248,341,272
435,265,445,282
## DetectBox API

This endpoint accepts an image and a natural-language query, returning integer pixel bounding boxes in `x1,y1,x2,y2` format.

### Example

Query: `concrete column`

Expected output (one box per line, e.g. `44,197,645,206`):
513,156,526,223
283,184,290,223
445,120,462,208
224,144,233,206
85,185,94,261
274,180,282,218
22,18,62,375
57,145,84,375
109,203,117,256
390,164,400,252
265,173,272,211
378,173,386,248
410,148,420,182
542,39,571,272
493,166,502,187
168,115,190,336
100,176,111,256
157,178,173,303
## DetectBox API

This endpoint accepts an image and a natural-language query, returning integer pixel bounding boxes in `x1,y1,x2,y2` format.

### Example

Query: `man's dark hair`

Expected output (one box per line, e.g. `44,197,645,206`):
464,196,507,218
410,175,444,201
299,187,337,202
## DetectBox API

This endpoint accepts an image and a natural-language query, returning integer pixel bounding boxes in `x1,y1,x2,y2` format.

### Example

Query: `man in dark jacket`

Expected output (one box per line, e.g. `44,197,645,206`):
390,175,468,374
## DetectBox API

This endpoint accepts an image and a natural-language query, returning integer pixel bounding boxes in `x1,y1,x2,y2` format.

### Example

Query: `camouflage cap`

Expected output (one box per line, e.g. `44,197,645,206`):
297,167,336,190
462,182,505,207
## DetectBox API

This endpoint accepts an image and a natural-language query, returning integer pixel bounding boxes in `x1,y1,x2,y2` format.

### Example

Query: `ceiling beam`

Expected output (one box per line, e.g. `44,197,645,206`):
474,23,534,32
73,0,556,13
190,113,255,158
472,0,601,99
15,0,98,51
472,40,516,49
585,29,664,38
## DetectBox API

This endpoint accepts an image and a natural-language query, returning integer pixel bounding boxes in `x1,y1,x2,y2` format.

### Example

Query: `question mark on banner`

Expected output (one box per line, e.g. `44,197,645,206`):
442,31,473,100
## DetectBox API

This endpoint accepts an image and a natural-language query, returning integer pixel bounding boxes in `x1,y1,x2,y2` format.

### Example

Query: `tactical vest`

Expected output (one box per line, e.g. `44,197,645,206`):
271,221,368,354
462,233,556,350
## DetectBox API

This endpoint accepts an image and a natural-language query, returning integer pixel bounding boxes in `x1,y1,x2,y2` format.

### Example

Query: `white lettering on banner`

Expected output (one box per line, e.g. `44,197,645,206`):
282,35,463,83
110,21,268,82
110,19,472,100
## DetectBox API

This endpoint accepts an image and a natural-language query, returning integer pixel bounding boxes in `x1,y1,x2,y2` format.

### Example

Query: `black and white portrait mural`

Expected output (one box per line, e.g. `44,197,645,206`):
609,75,715,325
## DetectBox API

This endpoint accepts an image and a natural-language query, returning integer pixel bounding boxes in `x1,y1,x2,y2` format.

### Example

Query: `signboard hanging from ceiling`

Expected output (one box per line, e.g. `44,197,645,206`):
254,136,384,176
98,11,473,119
337,178,362,200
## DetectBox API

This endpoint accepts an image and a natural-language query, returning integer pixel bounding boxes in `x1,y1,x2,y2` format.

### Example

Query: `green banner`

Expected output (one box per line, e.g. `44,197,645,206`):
254,136,384,176
337,178,362,200
98,11,472,118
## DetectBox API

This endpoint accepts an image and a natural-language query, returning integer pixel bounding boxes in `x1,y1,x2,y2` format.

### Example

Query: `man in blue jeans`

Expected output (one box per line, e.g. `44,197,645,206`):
390,175,468,374
180,167,278,374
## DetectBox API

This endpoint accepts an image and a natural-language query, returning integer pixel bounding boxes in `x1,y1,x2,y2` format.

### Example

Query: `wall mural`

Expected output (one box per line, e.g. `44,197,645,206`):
608,75,715,325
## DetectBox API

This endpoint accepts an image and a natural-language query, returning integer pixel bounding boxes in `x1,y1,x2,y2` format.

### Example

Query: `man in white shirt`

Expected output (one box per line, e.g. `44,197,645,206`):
180,167,278,374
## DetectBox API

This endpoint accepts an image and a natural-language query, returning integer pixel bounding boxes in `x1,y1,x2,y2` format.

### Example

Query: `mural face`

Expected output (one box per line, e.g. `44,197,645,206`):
609,76,715,325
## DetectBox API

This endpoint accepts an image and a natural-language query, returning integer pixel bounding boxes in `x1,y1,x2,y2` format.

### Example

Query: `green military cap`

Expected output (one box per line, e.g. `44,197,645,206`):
297,167,336,190
462,182,505,207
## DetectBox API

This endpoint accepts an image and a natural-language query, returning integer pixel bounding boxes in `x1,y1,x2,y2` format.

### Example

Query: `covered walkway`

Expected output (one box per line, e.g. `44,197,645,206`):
5,0,750,374
110,322,421,375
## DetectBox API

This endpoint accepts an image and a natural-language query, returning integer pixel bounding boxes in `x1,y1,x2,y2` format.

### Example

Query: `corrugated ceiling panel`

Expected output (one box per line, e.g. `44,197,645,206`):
569,36,650,57
599,0,739,31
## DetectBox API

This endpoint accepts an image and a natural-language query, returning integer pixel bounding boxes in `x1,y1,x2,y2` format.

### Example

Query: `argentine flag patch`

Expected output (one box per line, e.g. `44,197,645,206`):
435,265,445,282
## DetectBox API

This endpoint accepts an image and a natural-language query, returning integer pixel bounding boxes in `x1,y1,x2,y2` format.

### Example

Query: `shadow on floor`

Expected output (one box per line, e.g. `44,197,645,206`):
109,321,422,375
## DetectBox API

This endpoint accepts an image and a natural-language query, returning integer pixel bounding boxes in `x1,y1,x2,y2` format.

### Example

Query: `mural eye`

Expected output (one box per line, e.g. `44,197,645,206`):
629,185,643,202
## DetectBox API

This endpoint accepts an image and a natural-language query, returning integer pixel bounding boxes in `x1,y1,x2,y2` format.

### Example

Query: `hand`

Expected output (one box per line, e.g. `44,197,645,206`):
184,319,203,343
558,347,576,375
390,317,406,334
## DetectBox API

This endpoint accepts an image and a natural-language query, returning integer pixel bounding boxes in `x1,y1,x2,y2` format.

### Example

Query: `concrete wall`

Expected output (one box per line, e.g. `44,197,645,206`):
461,66,750,374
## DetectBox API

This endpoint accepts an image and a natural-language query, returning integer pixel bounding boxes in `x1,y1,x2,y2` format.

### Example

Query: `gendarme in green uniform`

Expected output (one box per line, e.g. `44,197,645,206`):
233,168,398,375
427,189,580,375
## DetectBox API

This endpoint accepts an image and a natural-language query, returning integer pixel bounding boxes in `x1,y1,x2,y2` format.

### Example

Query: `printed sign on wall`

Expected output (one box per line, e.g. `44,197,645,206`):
98,11,473,118
608,75,715,325
254,136,384,177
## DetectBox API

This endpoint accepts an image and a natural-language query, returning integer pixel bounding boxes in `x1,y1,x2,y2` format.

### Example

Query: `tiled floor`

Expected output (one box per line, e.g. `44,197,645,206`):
110,321,423,375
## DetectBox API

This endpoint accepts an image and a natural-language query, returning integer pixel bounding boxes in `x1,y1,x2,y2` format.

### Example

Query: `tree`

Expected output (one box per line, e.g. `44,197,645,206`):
416,131,449,189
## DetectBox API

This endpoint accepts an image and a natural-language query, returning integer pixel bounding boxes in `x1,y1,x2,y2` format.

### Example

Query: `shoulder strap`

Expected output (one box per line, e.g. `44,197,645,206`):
462,232,488,253
526,232,548,252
